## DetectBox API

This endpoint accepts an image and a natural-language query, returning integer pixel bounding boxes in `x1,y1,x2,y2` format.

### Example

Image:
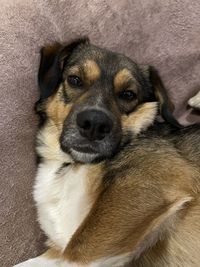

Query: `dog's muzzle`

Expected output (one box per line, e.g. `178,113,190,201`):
60,108,121,163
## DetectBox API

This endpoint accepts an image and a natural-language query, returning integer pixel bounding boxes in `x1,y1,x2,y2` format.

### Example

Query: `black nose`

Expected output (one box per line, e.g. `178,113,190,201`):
76,109,113,141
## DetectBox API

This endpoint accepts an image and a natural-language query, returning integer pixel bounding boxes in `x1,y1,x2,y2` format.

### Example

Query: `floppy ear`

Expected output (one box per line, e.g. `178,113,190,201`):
145,66,182,128
132,195,192,259
38,38,90,99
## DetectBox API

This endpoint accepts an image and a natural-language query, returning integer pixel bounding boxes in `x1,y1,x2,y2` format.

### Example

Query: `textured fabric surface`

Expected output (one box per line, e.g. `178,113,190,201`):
0,0,200,266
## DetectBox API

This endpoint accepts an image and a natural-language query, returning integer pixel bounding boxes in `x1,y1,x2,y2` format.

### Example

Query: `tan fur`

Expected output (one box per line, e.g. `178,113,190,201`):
36,121,62,161
122,102,158,134
130,198,200,267
114,68,137,93
83,59,101,85
43,248,62,260
46,85,72,131
85,163,105,199
64,150,199,264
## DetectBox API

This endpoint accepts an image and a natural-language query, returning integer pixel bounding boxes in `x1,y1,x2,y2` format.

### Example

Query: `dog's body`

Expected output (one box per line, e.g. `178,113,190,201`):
14,40,200,267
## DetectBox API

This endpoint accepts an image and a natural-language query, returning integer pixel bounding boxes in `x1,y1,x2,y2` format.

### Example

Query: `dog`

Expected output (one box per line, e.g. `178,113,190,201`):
14,38,200,267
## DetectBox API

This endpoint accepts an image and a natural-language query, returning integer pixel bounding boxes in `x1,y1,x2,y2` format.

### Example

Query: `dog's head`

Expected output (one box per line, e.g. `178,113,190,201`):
36,38,180,163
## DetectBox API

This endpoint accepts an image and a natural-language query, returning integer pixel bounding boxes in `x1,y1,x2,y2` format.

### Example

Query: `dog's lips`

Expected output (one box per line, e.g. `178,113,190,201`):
60,128,120,162
69,147,100,163
71,144,98,154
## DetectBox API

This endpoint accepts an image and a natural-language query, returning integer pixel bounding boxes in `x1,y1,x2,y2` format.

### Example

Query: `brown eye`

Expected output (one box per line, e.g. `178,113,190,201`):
67,75,83,87
119,90,136,101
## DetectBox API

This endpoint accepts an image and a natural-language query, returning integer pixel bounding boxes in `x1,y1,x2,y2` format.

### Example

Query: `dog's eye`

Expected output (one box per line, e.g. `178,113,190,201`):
119,90,136,101
67,75,83,87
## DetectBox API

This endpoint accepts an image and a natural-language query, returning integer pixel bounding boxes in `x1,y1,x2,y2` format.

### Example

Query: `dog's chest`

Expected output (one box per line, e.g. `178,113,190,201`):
34,161,93,249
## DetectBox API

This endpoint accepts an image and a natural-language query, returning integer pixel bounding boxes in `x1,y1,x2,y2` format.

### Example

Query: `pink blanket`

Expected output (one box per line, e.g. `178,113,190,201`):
0,0,200,266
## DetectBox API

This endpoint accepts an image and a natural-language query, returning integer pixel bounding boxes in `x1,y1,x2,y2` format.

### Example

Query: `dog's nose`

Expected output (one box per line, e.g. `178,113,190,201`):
76,109,113,141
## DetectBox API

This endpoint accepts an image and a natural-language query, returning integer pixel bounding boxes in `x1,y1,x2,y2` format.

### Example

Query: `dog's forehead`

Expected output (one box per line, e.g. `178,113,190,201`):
68,44,137,74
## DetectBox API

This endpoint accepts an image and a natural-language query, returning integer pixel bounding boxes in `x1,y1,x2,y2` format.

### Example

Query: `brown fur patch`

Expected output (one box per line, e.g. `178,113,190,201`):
85,163,105,198
46,85,72,131
64,143,198,265
122,102,158,134
83,59,101,85
114,68,134,93
42,247,62,260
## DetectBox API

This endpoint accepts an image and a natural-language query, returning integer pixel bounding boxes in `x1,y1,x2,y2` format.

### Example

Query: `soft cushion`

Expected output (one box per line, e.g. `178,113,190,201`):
0,0,200,266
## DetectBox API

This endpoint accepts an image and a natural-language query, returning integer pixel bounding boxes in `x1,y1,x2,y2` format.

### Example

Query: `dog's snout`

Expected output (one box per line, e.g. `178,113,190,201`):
76,109,113,141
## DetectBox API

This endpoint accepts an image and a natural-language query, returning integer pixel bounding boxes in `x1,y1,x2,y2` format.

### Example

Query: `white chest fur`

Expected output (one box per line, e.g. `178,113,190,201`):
34,160,92,250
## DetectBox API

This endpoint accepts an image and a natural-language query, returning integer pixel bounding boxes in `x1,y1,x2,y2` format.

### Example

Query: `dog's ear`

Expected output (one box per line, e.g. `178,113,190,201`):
38,38,90,99
132,195,192,259
143,66,182,128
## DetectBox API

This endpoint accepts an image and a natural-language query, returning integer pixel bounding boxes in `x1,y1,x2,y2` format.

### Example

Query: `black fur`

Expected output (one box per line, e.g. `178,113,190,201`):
38,38,89,100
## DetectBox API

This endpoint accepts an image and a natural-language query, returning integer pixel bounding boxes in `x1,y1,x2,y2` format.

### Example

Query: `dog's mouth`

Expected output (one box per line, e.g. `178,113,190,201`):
60,134,121,163
71,144,98,154
61,139,107,163
60,142,102,163
69,147,100,163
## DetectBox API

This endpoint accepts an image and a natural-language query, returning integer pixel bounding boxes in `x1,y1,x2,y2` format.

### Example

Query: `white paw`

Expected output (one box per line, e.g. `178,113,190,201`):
188,91,200,109
13,257,62,267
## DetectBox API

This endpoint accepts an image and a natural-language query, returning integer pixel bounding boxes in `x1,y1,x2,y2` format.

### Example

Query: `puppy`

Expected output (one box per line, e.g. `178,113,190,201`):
14,38,200,267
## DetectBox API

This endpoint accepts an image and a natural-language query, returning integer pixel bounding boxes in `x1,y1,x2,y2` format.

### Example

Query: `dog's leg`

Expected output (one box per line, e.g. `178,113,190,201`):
188,91,200,109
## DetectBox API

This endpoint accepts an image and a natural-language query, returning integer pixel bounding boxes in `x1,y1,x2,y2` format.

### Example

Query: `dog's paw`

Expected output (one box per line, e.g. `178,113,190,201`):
188,91,200,109
13,257,62,267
